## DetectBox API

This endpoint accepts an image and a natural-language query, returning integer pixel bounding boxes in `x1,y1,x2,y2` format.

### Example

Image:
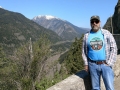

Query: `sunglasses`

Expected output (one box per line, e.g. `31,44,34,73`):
91,20,99,24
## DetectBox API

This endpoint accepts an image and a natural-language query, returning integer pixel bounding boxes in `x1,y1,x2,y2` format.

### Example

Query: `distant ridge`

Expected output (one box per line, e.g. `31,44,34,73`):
32,15,90,41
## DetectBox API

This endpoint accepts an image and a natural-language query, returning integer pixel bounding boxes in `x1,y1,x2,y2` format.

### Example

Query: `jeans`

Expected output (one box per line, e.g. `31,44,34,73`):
88,61,114,90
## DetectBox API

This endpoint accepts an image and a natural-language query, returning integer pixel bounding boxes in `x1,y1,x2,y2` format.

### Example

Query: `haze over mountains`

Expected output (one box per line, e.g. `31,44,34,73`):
32,15,89,40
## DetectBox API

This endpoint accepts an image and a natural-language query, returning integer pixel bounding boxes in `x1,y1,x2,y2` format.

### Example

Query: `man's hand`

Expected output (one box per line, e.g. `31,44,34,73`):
104,61,109,66
84,65,89,72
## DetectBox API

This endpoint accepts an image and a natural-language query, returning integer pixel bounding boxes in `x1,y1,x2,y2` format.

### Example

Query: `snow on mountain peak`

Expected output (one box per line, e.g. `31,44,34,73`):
0,6,3,8
34,15,62,20
33,15,67,23
38,15,57,20
44,15,56,20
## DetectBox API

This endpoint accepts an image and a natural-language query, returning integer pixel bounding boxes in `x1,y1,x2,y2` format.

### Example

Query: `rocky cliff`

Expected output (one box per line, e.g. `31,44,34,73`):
103,0,120,51
103,0,120,34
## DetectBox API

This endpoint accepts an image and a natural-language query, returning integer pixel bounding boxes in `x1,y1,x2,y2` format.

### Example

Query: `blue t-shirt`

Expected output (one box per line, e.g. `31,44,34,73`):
87,30,106,61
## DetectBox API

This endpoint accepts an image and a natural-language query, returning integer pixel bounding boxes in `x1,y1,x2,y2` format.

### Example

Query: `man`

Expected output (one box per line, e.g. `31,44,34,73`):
82,15,117,90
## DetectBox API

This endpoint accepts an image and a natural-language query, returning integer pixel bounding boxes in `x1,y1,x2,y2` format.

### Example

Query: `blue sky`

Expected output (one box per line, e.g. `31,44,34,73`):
0,0,118,28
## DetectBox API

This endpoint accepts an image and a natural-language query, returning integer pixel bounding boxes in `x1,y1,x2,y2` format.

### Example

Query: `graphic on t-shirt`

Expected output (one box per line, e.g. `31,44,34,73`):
90,37,103,50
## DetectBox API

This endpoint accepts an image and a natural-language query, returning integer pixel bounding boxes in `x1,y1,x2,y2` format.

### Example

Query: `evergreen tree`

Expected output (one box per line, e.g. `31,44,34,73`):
63,36,84,74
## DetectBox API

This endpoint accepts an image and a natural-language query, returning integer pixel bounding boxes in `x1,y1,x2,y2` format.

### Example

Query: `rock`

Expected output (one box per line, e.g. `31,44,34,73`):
47,70,91,90
47,55,120,90
103,0,120,34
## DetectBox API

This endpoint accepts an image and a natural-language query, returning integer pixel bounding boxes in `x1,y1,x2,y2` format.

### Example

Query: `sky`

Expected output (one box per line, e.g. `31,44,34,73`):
0,0,118,28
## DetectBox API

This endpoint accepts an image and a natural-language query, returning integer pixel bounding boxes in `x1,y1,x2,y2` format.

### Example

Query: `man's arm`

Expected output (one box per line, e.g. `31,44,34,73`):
82,35,89,71
106,32,117,66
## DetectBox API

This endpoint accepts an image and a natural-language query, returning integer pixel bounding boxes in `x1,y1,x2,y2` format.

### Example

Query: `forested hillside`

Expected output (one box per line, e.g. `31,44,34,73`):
0,8,62,55
0,35,84,90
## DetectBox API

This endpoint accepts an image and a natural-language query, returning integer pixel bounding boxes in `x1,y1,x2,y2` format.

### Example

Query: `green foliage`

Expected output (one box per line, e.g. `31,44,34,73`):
21,77,32,90
0,45,18,90
15,44,31,77
0,80,17,90
35,78,52,90
50,42,72,55
35,71,69,90
30,35,51,81
11,35,51,90
0,31,62,90
43,36,84,88
60,37,84,74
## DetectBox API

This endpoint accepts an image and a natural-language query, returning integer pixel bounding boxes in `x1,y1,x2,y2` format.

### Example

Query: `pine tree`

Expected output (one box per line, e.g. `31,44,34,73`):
63,36,84,74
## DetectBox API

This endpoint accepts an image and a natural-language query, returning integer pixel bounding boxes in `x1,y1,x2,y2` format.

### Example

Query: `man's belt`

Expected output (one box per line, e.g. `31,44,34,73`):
89,60,107,65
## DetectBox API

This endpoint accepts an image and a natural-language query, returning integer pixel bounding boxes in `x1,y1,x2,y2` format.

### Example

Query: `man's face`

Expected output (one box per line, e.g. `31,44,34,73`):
90,19,100,31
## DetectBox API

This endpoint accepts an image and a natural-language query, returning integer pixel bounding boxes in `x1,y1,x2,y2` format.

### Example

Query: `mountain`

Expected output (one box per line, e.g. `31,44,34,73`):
0,8,72,90
0,8,62,55
103,0,120,34
32,15,89,41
